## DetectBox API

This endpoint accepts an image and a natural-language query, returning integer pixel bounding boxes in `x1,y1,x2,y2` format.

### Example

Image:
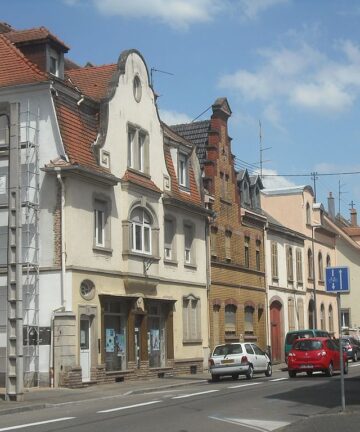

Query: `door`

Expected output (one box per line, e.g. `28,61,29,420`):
270,301,282,362
134,315,142,369
252,344,267,370
80,317,91,382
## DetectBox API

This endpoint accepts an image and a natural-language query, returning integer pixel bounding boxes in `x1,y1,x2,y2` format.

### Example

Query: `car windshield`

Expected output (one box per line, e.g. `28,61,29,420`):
286,331,313,345
213,344,243,356
293,340,323,351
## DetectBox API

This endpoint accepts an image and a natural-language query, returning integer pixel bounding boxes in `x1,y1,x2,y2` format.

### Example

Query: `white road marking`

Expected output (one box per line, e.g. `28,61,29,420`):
172,389,219,399
209,416,290,432
269,377,288,382
0,417,75,431
228,382,262,389
349,363,360,368
97,400,161,413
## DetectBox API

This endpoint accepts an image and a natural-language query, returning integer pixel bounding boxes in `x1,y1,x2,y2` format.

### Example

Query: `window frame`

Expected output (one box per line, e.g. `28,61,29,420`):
131,207,152,255
225,304,237,335
318,252,324,281
93,197,111,252
271,241,278,280
184,223,195,266
255,240,261,271
182,295,201,342
244,236,250,268
244,306,254,334
178,152,189,189
307,248,314,279
127,124,149,174
286,245,294,282
164,216,176,261
296,248,303,283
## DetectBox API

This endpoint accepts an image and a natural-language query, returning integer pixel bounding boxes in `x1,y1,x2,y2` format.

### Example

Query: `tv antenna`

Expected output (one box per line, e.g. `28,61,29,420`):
150,67,174,88
259,120,271,179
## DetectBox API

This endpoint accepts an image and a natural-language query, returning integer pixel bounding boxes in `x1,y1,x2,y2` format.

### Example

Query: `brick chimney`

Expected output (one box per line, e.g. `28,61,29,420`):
350,208,357,227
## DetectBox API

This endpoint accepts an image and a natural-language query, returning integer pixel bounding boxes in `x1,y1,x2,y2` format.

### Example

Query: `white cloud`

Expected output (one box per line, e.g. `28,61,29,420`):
261,169,297,189
219,39,360,114
238,0,289,20
91,0,223,29
159,109,192,125
263,104,285,131
64,0,289,28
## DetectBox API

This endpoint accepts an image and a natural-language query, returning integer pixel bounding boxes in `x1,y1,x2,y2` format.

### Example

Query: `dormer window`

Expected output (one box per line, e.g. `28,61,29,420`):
127,124,149,174
178,153,189,188
50,55,58,76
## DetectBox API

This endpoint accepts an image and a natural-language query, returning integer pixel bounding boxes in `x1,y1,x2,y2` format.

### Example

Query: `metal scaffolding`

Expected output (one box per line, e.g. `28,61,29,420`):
21,101,40,388
0,101,40,396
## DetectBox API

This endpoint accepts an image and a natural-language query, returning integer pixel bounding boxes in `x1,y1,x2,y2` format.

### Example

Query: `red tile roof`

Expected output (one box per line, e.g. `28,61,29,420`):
66,64,117,101
121,170,162,194
5,26,69,51
53,94,107,173
0,34,48,88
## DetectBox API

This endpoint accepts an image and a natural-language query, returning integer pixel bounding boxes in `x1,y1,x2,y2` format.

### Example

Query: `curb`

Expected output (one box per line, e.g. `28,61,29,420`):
0,403,47,416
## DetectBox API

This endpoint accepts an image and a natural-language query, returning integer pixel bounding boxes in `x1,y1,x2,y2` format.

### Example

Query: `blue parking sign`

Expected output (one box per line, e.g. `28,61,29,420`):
325,267,350,293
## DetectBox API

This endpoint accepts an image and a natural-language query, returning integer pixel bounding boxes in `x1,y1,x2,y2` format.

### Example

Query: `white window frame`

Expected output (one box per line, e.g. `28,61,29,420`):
178,152,189,188
131,208,152,255
94,208,105,247
164,217,175,261
128,126,147,173
184,223,194,264
94,199,109,249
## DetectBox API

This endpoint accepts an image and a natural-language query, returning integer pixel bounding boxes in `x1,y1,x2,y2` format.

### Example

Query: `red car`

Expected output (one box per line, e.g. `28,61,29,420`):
287,337,348,377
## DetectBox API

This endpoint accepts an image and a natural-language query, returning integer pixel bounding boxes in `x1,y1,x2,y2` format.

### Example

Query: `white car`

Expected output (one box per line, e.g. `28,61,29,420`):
208,342,272,381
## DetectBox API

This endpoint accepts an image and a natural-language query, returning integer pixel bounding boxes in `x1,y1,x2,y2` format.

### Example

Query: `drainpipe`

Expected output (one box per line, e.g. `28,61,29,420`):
263,222,271,358
55,169,66,310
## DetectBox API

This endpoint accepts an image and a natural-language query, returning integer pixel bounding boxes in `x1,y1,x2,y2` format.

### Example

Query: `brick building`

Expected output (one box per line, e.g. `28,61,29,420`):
171,98,267,352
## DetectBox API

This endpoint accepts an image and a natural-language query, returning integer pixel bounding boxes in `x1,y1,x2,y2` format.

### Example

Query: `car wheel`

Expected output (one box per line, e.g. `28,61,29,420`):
344,360,349,375
325,362,334,377
265,363,272,377
288,370,296,378
246,365,254,380
231,374,239,380
306,371,313,377
211,374,220,382
353,352,358,362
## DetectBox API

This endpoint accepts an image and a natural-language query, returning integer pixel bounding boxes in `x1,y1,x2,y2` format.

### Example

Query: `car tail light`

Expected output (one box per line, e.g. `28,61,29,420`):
241,356,248,364
288,352,295,357
317,350,326,357
208,359,214,367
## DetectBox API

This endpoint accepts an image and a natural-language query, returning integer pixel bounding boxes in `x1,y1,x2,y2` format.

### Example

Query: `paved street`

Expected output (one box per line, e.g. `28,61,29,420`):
1,364,360,431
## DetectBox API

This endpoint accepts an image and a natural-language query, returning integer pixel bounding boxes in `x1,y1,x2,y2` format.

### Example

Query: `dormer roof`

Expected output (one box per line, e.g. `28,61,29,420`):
4,26,69,52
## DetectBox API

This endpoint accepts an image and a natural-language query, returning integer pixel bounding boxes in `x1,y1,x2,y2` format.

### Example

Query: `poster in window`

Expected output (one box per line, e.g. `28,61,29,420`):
115,333,125,356
106,328,115,353
150,329,160,351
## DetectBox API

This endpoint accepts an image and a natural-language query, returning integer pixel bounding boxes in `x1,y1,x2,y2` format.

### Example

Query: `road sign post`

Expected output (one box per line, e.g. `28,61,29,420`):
326,266,350,412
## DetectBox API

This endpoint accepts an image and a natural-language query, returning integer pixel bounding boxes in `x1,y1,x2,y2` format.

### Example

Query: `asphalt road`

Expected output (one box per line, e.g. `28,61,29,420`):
1,363,360,432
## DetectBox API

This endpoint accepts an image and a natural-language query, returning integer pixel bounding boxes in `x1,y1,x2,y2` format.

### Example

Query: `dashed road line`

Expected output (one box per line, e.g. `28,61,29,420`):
97,400,161,413
269,377,288,382
228,382,262,389
0,417,76,431
172,390,219,399
349,363,360,368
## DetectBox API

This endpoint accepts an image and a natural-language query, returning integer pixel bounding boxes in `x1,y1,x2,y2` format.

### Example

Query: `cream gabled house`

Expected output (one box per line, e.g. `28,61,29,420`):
0,23,210,390
261,186,339,340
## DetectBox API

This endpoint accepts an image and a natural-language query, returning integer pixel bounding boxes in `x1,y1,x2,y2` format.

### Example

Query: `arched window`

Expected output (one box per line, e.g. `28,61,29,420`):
318,252,324,281
131,207,152,254
306,202,311,225
308,300,315,329
225,304,237,335
244,306,254,334
308,248,313,279
320,304,325,330
326,254,331,268
328,305,334,333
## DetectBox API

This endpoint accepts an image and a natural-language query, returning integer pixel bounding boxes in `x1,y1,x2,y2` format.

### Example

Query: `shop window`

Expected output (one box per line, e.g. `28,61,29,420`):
148,301,166,368
183,295,201,342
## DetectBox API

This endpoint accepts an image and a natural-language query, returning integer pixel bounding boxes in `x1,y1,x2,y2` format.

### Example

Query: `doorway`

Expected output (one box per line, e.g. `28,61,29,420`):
270,301,282,363
80,316,91,382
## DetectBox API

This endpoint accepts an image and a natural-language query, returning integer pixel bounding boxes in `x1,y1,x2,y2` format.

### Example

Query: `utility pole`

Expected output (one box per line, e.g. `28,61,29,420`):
6,102,23,401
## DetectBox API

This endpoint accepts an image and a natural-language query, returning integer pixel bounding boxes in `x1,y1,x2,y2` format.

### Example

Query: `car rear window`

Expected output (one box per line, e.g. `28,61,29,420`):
293,340,323,351
286,331,314,345
213,344,243,356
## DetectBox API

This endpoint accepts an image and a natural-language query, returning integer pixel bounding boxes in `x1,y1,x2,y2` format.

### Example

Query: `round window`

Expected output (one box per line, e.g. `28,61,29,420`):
80,279,95,301
133,75,142,102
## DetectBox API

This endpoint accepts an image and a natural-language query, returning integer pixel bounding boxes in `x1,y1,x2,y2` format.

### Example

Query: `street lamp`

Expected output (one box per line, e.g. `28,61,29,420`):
311,224,322,329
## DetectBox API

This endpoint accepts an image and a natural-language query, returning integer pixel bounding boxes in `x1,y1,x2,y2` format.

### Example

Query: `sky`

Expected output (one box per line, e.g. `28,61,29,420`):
3,0,360,220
